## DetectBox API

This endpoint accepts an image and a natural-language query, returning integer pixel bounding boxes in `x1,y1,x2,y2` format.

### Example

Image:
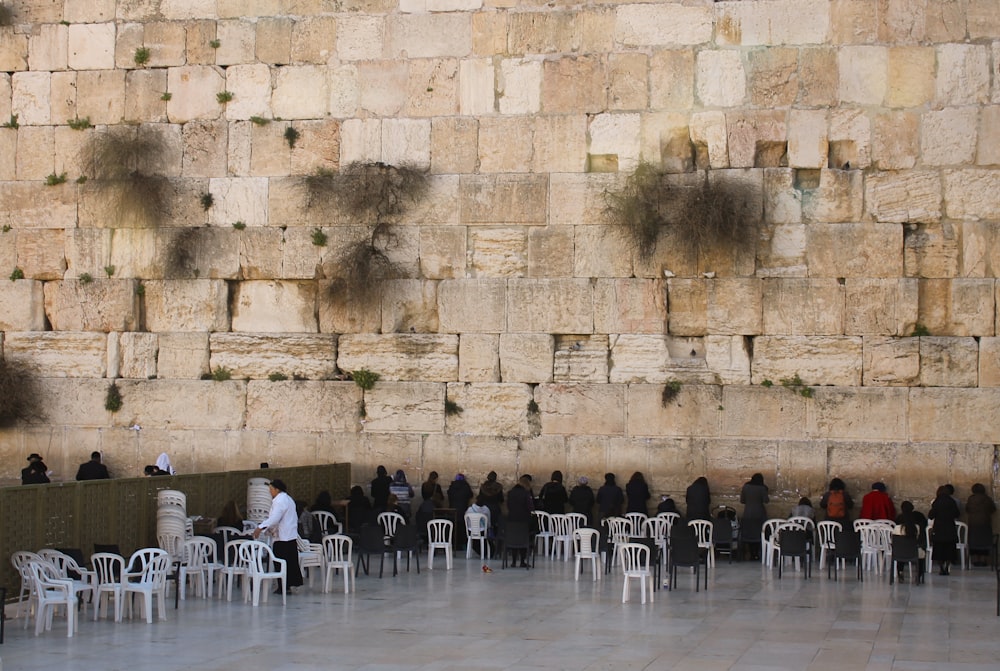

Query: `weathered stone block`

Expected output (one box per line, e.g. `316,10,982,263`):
289,16,336,65
143,21,187,67
921,107,978,167
43,280,139,332
762,278,844,336
336,14,382,61
459,58,494,115
231,280,318,333
587,112,640,172
541,56,606,114
272,65,329,119
385,13,471,59
705,335,751,385
255,17,291,64
806,223,903,278
787,109,827,169
865,171,940,224
718,0,830,46
445,382,531,436
838,46,888,105
478,117,533,174
943,169,1000,220
223,63,271,120
872,110,918,170
0,182,77,230
614,4,712,46
458,334,499,383
845,279,918,336
918,278,995,336
746,47,798,108
380,279,438,334
801,169,863,223
469,228,526,277
210,333,337,380
935,43,990,106
707,278,763,335
0,279,45,331
526,227,574,279
403,58,458,118
507,279,593,334
68,23,115,71
886,46,934,108
496,58,539,115
117,380,246,430
666,278,707,336
798,47,838,107
246,381,359,432
863,336,920,386
337,334,458,382
459,174,547,226
499,333,554,384
829,107,872,169
0,27,28,72
909,388,1000,443
594,279,666,335
979,106,1000,166
751,336,863,386
15,229,66,280
430,117,477,175
903,223,959,279
979,337,1000,387
722,386,806,439
609,334,712,384
214,19,255,66
166,66,224,123
554,335,608,383
627,384,721,438
118,332,158,380
807,387,907,440
28,23,68,71
157,332,210,379
534,114,587,173
725,110,784,169
608,52,647,111
156,227,240,280
363,381,445,433
144,279,230,332
208,177,268,227
549,173,618,227
696,50,746,108
12,72,51,125
573,226,631,279
918,336,979,387
536,383,624,436
179,120,226,178
4,332,108,378
437,279,505,333
125,69,168,123
15,126,53,180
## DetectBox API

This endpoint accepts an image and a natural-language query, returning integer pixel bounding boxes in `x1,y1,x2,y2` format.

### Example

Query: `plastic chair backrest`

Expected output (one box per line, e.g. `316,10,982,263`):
158,533,184,561
619,542,650,573
532,510,552,533
128,549,171,588
762,518,784,541
818,521,842,547
644,516,668,542
549,514,572,537
779,529,808,555
323,534,352,564
657,512,680,535
427,519,453,544
574,528,599,555
239,541,278,573
853,518,874,531
689,519,713,545
605,517,631,544
625,512,648,536
891,535,920,562
91,552,125,584
312,511,341,536
565,513,587,532
834,529,861,558
378,512,405,538
465,512,488,538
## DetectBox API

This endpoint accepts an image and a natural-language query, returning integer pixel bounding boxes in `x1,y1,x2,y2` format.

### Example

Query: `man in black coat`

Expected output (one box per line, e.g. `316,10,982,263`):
76,451,110,480
506,475,534,567
21,453,50,485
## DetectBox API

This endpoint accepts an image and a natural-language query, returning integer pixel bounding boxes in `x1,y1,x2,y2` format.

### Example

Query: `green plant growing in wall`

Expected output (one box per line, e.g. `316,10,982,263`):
780,374,813,398
10,267,24,280
209,366,232,381
81,127,172,228
67,117,92,130
444,399,463,417
660,380,682,407
200,193,214,210
311,227,327,247
268,372,288,381
232,220,246,230
160,92,172,101
104,265,115,277
2,114,18,129
45,172,67,186
911,323,931,337
216,90,234,104
79,272,93,284
0,358,45,426
351,369,379,390
209,39,221,49
133,47,151,66
249,116,270,126
604,162,762,261
105,382,123,412
135,282,145,296
2,224,10,232
760,379,773,387
283,126,300,148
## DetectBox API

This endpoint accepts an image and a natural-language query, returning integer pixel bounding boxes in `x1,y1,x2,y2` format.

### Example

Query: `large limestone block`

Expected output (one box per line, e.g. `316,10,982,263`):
210,333,337,380
184,21,217,66
806,223,903,278
459,58,494,115
864,171,940,223
336,15,383,61
751,336,863,386
15,229,66,280
0,128,12,180
919,336,979,387
363,381,445,433
255,17,292,65
459,174,547,226
903,222,959,279
4,331,108,378
381,279,439,334
746,47,798,108
721,386,806,439
935,43,990,106
588,113,640,172
470,227,527,277
337,334,458,382
498,58,540,115
380,118,431,169
180,120,227,178
573,226,631,279
845,279,918,336
68,23,115,71
157,332,210,379
214,20,256,66
614,4,712,46
249,122,293,177
627,384,721,438
807,387,907,441
758,220,807,278
801,169,863,223
507,279,593,334
943,170,1000,220
541,56,606,114
53,126,88,177
43,280,139,332
404,58,459,118
829,107,872,170
458,334,499,382
155,227,240,280
909,388,1000,443
328,65,359,118
594,279,667,335
649,50,693,110
385,13,471,59
886,47,934,108
430,117,477,175
536,383,624,436
118,332,158,380
445,382,531,437
862,336,920,386
872,111,918,170
166,66,224,123
666,278,707,336
14,126,53,180
553,335,609,383
247,381,360,432
231,280,318,333
549,172,618,227
437,279,505,333
419,226,466,280
705,335,751,385
125,69,168,123
921,107,978,167
762,279,844,336
208,177,268,227
706,278,762,335
499,333,554,383
290,16,336,65
0,182,77,229
979,337,1000,387
505,9,612,56
787,109,828,169
838,46,888,105
717,0,830,45
0,280,45,330
144,279,230,332
696,50,746,108
117,380,246,430
979,106,1000,166
12,72,51,125
962,221,1000,278
0,27,28,72
609,334,713,384
534,115,587,173
725,110,784,168
272,65,329,119
478,118,531,174
224,63,271,120
28,23,68,71
527,227,574,279
16,379,108,428
143,22,187,67
918,278,995,336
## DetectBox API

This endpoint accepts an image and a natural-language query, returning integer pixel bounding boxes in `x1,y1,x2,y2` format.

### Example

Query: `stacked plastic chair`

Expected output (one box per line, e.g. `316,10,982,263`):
156,490,189,562
245,478,272,526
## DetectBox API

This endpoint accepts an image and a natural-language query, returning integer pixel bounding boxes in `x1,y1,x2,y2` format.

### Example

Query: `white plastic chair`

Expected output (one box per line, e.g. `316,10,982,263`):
625,512,648,537
532,511,555,557
11,550,43,623
37,549,94,617
573,528,601,582
218,539,249,601
322,534,354,594
90,552,125,622
377,512,405,539
688,519,715,568
297,537,324,587
123,548,171,623
240,540,287,607
604,517,631,566
644,516,669,571
216,526,250,546
860,524,891,574
427,519,454,570
26,561,77,637
549,514,574,560
817,521,842,570
761,519,784,567
956,520,969,569
465,512,490,560
157,532,185,564
619,543,654,604
657,511,680,537
312,510,343,536
853,518,874,532
179,538,215,600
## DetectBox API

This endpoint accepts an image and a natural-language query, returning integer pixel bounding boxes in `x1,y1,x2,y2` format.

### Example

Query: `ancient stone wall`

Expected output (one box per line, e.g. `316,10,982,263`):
1,0,998,511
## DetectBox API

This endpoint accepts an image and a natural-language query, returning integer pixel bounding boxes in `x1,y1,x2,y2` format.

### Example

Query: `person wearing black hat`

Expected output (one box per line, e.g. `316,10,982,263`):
253,479,303,594
76,451,110,481
21,453,50,485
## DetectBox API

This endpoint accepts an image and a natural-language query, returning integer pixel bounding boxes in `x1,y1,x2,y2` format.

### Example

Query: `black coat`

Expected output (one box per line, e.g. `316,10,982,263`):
76,460,110,481
625,480,651,514
506,484,533,523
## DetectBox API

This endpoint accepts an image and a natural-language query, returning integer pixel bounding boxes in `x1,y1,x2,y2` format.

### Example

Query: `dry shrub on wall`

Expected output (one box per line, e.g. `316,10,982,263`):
165,228,205,279
305,162,429,306
0,3,15,26
0,358,44,427
81,127,172,228
604,162,762,261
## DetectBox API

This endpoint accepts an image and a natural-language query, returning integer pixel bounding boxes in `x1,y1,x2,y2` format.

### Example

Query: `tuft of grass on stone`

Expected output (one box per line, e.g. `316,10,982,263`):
350,369,379,391
9,267,24,280
79,272,93,284
284,126,300,148
105,382,123,412
67,117,93,130
216,90,234,104
133,47,151,66
45,172,68,186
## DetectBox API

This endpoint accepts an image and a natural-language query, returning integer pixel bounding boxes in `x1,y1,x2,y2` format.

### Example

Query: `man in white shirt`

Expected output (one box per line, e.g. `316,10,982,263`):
253,479,303,594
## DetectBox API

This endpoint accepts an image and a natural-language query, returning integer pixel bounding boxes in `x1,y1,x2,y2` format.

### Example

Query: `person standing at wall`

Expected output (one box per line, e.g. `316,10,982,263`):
819,477,853,523
859,482,896,521
253,479,303,594
965,483,996,567
685,476,711,521
370,465,392,511
76,451,110,480
569,477,596,524
625,472,651,515
539,471,569,515
928,485,960,576
21,453,50,485
596,473,624,520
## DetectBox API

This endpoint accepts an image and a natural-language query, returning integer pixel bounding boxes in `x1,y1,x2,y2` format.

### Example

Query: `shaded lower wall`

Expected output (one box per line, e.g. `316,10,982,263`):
0,462,351,591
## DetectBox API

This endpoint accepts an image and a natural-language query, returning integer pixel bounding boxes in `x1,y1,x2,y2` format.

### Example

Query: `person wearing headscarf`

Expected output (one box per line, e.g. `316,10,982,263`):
539,471,569,515
685,476,711,521
928,485,961,576
569,477,595,523
625,472,651,515
596,473,624,519
966,483,997,566
370,465,392,511
155,452,175,475
389,469,415,520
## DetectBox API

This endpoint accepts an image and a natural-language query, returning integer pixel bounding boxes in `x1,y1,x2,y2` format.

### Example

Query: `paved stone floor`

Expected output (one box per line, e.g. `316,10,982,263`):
1,553,998,671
